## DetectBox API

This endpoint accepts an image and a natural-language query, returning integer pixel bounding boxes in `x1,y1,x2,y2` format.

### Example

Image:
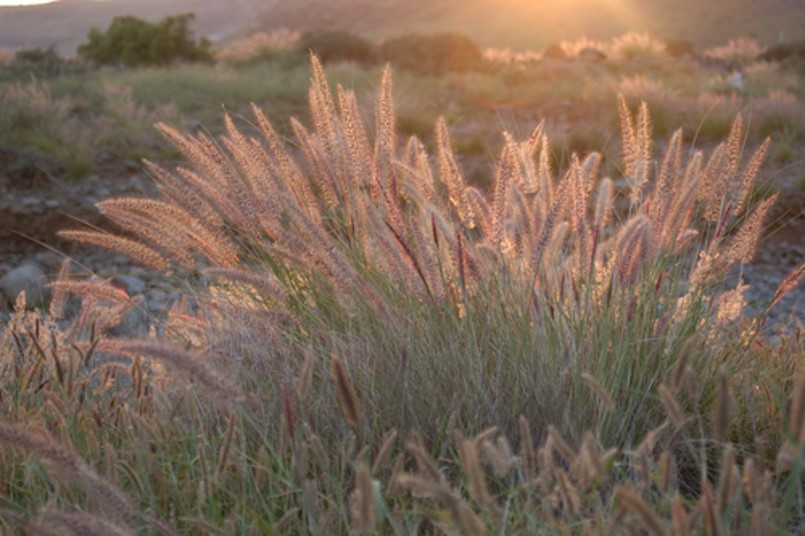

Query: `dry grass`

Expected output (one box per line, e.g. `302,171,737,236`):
2,56,804,534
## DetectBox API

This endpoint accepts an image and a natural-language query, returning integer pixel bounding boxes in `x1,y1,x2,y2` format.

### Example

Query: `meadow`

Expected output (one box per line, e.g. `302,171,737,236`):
1,28,805,535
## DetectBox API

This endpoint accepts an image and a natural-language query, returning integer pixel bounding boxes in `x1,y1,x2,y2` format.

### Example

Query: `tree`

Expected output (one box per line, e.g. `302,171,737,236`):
78,13,213,67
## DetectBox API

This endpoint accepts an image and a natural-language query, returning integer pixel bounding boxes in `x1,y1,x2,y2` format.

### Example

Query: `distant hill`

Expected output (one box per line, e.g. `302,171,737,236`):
257,0,805,50
2,0,803,58
0,0,270,56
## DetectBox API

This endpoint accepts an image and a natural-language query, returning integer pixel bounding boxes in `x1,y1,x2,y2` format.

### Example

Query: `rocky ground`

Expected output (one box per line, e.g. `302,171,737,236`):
1,166,804,340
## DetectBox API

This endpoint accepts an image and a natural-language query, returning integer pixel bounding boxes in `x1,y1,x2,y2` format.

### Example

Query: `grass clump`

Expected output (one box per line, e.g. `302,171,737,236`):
2,56,805,534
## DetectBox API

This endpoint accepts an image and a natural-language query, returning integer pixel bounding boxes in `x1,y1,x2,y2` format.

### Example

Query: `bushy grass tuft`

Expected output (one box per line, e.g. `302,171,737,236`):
2,57,804,534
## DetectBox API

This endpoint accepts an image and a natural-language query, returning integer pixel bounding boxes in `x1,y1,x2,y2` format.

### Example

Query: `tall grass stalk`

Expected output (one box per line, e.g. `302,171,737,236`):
2,56,803,533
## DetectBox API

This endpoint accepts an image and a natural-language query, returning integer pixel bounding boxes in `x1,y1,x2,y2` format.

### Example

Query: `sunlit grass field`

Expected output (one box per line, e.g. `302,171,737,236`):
1,27,805,534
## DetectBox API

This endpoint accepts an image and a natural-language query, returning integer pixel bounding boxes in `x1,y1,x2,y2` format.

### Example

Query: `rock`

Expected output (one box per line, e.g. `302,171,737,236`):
0,262,48,307
35,251,66,272
113,274,147,296
147,289,169,312
108,307,149,337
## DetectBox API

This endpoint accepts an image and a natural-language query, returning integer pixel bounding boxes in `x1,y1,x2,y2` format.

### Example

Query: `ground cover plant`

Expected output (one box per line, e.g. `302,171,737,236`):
2,30,804,186
1,56,804,534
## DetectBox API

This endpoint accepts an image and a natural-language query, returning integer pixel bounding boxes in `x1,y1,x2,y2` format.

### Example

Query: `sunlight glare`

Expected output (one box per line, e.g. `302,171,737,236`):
0,0,57,5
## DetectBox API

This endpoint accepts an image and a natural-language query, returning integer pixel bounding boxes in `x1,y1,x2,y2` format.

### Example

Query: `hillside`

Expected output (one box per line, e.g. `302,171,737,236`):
0,0,270,55
2,0,803,57
257,0,805,50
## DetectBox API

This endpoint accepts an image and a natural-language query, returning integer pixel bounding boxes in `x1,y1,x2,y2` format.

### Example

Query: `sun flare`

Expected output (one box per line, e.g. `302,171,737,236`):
0,0,56,5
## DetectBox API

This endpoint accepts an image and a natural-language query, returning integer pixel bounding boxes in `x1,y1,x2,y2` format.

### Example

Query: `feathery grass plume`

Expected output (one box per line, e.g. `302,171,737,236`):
594,177,614,231
788,364,805,445
154,124,258,233
204,266,289,303
733,137,770,215
0,424,137,525
144,159,226,232
657,451,675,494
191,133,262,234
530,166,572,266
578,432,613,485
660,151,702,248
456,434,500,517
613,214,651,285
547,425,576,464
330,355,362,430
214,413,238,481
40,509,135,536
767,261,805,314
725,193,778,264
401,135,436,201
516,122,544,195
395,473,486,535
48,280,131,307
351,461,375,535
435,117,475,229
714,280,748,327
58,230,168,271
716,448,739,514
374,64,396,181
699,477,720,536
618,95,637,173
492,136,518,248
581,372,615,412
570,155,593,273
0,509,62,536
99,339,242,403
535,132,554,209
712,370,736,442
372,429,398,475
48,258,72,319
338,86,372,188
308,54,340,163
670,494,690,536
619,96,653,205
95,207,196,270
650,129,682,233
657,384,688,431
698,143,728,223
616,487,669,536
480,435,515,478
518,415,536,481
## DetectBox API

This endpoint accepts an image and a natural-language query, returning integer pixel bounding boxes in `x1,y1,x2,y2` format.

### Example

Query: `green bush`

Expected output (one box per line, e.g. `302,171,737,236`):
0,47,86,81
78,13,213,67
381,32,484,75
664,38,695,58
758,40,805,63
297,30,378,65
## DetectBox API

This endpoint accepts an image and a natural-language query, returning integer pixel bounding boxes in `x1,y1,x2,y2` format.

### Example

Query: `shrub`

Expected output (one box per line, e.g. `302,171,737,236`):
215,29,301,65
664,38,695,58
3,57,804,534
0,46,86,80
758,40,805,63
78,13,213,67
609,32,667,61
381,32,484,75
297,30,378,65
704,37,767,68
542,42,569,60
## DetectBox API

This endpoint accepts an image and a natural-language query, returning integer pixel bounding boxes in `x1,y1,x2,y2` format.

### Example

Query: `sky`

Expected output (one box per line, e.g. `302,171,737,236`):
0,0,57,5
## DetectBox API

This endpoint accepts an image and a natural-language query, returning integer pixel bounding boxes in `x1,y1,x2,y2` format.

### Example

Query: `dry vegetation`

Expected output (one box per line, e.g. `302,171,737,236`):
1,56,804,534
